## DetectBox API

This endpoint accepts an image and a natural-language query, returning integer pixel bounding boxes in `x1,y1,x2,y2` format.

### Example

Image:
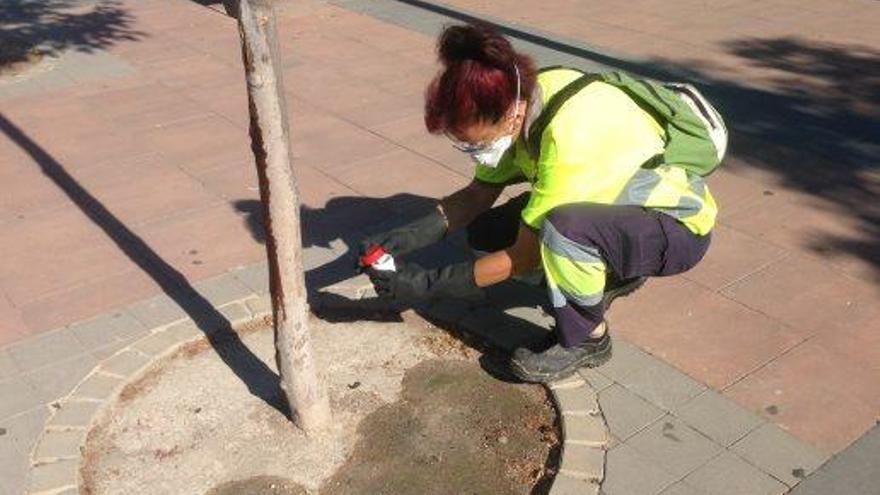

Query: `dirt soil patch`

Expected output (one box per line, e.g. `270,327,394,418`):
81,314,558,495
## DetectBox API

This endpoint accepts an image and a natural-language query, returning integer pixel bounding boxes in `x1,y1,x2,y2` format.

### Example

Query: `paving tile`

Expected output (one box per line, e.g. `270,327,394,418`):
232,262,270,295
549,374,587,391
192,272,254,308
328,149,468,200
596,338,705,411
132,329,189,357
730,423,828,487
554,386,600,415
675,390,764,447
682,225,787,291
32,429,85,461
68,310,148,351
126,293,189,329
0,349,20,380
626,415,724,479
602,444,678,495
577,367,613,392
0,290,29,346
47,400,102,428
16,268,163,337
24,353,100,404
563,414,609,448
0,437,28,495
29,458,78,493
6,329,87,374
99,349,152,377
682,451,787,495
2,405,50,455
71,152,222,226
551,473,600,495
790,423,880,495
720,254,880,338
724,337,879,454
609,277,803,390
598,384,665,442
71,373,123,401
558,443,605,482
659,482,708,495
134,202,264,281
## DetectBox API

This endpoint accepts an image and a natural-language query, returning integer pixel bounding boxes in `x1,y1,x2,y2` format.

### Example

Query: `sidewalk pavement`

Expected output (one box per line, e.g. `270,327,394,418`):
0,0,878,493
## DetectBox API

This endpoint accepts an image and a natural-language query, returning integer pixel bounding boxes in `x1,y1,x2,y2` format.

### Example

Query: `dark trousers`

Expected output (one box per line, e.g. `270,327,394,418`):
466,193,711,346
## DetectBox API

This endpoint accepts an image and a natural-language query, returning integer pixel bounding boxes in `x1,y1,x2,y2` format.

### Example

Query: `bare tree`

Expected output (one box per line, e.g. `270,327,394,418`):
233,0,332,435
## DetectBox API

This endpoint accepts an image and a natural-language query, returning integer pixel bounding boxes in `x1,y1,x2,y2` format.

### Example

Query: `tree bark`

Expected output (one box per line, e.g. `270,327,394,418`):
233,0,332,435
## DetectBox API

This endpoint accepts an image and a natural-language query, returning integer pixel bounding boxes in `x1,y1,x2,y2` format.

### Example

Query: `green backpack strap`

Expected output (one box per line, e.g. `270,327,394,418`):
526,72,599,161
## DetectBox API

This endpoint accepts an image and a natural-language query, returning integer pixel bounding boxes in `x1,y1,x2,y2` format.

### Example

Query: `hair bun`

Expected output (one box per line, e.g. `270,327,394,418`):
438,23,513,69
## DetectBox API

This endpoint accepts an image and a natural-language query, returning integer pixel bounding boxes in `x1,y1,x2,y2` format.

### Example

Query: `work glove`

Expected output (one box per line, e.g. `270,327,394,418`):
366,261,482,304
359,207,447,260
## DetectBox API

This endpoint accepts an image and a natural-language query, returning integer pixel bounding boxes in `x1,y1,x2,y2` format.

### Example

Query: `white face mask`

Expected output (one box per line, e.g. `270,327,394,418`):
450,65,522,169
469,132,514,168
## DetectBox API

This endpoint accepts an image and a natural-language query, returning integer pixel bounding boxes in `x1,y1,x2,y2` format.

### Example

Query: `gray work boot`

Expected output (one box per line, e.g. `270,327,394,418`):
510,331,612,383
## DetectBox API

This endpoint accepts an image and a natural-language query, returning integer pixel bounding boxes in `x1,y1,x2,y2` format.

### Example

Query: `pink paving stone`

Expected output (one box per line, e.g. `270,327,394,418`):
79,83,212,131
683,225,787,291
0,293,28,345
609,277,803,390
0,207,135,305
719,253,880,338
706,168,773,220
292,116,400,174
16,269,163,338
724,336,880,454
142,115,252,173
133,203,264,280
72,152,223,226
0,160,76,216
328,149,469,201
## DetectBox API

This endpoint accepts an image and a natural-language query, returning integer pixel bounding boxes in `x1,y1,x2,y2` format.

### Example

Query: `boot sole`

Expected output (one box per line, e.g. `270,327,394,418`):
509,335,613,384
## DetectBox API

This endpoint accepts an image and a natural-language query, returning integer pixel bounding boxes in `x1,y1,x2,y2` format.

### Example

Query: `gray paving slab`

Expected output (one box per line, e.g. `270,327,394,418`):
0,349,19,379
126,293,189,329
192,272,254,307
552,473,600,495
578,367,613,392
659,481,708,495
6,328,88,374
791,423,880,495
0,439,28,495
625,415,724,480
29,458,77,493
33,429,85,461
598,340,705,411
244,295,272,317
2,406,49,456
731,423,828,487
559,443,605,482
683,451,787,495
598,384,665,442
602,443,677,495
132,329,191,357
68,310,147,351
0,379,44,419
24,353,100,403
555,387,601,415
564,414,609,448
217,301,253,327
675,390,764,447
47,400,102,428
99,348,152,377
232,261,270,295
71,373,123,401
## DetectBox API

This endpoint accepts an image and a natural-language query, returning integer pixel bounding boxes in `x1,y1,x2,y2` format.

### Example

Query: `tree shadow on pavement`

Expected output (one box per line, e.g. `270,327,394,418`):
389,0,880,280
0,0,144,69
0,113,292,419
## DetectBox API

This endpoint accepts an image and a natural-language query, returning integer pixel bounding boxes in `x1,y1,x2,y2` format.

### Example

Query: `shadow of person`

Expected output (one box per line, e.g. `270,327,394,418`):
233,192,556,382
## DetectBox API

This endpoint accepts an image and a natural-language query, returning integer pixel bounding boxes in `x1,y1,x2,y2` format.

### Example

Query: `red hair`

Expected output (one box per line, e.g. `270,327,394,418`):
424,23,537,134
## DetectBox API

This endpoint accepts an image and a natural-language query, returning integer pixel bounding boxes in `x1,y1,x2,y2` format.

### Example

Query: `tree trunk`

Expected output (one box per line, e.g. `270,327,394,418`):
233,0,332,435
